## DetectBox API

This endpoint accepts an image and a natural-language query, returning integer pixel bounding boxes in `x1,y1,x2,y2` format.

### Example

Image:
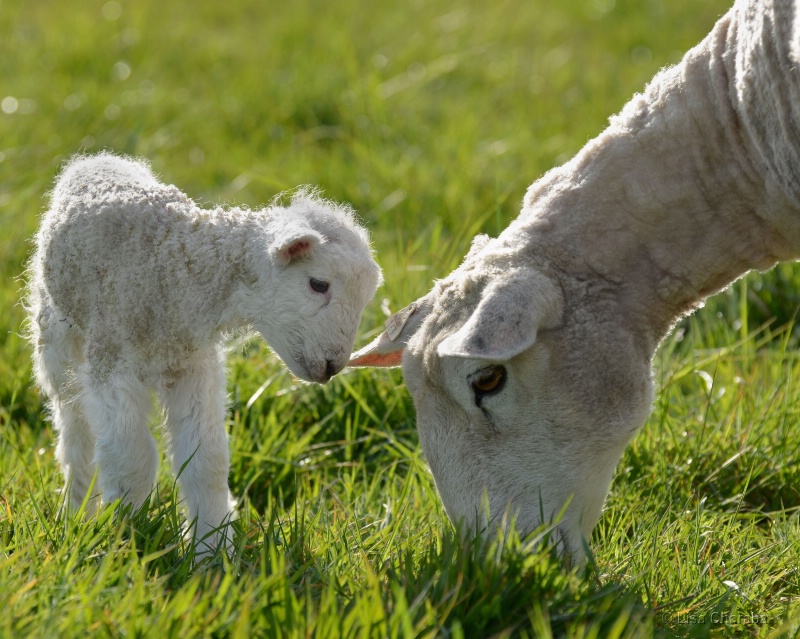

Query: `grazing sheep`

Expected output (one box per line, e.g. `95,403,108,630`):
350,0,800,562
28,153,382,555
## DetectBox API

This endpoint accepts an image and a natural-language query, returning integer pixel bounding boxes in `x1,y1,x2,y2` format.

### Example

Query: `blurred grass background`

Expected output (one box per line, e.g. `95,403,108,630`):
1,0,799,636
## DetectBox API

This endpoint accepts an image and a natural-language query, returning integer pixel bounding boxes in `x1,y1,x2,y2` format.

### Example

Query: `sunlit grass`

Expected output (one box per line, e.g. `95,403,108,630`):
1,0,799,636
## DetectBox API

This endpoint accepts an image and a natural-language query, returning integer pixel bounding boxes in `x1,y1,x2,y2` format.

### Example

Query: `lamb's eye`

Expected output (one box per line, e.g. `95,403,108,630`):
310,278,329,293
471,365,506,406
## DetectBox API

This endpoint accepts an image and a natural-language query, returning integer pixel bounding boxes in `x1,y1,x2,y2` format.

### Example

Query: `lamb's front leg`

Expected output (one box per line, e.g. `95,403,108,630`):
158,348,235,557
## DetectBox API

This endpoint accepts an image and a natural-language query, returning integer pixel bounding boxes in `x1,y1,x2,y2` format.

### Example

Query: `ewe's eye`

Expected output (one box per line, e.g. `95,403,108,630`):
310,278,330,294
471,365,506,407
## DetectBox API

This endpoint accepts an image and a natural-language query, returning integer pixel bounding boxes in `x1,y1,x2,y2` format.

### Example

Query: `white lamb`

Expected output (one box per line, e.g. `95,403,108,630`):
351,0,800,562
27,153,382,554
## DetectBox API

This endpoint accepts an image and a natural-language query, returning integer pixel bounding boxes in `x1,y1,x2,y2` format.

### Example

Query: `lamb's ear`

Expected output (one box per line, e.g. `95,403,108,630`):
437,268,562,361
271,225,323,265
348,297,432,368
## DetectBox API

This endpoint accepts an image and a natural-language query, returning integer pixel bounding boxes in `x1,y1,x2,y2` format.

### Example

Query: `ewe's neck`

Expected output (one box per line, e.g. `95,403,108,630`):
512,16,800,354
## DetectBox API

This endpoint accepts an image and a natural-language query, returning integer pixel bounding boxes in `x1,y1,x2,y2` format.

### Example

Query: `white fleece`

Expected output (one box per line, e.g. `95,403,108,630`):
28,153,382,555
350,0,800,562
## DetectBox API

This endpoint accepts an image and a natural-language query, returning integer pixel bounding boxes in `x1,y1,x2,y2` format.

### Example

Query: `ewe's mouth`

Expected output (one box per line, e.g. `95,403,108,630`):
290,354,314,383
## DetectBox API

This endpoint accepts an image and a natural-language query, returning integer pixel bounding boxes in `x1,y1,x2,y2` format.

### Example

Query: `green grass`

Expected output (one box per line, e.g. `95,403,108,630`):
1,0,799,636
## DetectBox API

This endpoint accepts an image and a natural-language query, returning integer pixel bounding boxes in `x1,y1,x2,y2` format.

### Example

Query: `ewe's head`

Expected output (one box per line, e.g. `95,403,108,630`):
255,191,382,384
350,234,652,563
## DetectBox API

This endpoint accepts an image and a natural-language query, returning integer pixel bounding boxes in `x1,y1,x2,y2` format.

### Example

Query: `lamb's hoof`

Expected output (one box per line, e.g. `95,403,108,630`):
189,524,235,564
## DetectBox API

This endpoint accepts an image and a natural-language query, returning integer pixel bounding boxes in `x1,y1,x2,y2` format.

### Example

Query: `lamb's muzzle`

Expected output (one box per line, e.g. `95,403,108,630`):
350,0,800,563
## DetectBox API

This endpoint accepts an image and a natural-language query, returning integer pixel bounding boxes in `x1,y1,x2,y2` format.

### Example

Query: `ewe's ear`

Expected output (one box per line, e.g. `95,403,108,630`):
437,268,562,361
348,297,432,368
271,225,323,265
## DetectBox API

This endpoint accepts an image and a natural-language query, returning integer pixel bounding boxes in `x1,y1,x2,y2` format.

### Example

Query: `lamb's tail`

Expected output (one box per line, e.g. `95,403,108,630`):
22,259,84,403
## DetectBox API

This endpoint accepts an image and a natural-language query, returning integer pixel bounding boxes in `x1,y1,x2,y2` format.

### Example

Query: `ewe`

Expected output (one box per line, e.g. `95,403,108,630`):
351,0,800,562
28,153,382,554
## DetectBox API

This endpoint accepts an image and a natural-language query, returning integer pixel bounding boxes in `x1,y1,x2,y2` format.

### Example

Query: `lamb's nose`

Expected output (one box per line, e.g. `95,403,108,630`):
324,359,338,380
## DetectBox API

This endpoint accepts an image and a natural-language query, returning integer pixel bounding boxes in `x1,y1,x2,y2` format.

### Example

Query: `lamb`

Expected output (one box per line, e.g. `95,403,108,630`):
27,153,382,554
350,0,800,563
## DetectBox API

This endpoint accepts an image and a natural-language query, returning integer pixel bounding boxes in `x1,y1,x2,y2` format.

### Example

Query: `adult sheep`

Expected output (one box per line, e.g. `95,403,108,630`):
28,153,382,555
350,0,800,562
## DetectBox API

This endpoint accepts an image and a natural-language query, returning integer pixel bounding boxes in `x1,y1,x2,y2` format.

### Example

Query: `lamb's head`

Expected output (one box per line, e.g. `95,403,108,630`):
252,193,382,384
350,236,652,562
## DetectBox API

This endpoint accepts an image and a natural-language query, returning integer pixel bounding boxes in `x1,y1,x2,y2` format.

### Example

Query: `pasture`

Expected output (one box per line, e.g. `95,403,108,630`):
1,0,799,636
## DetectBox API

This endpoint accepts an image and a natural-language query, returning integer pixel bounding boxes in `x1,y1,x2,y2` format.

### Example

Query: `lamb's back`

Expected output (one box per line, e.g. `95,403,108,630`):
57,152,158,191
37,154,220,347
44,153,189,235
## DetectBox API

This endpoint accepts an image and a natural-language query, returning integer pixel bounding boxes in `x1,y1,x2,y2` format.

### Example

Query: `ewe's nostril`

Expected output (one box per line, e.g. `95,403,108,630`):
325,359,337,379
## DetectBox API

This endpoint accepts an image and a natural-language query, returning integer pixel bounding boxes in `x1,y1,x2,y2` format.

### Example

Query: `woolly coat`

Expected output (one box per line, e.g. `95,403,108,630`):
350,0,800,560
27,153,381,554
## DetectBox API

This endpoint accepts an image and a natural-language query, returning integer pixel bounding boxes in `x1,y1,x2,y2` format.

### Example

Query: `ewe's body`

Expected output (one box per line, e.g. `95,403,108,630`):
29,153,381,553
351,0,800,561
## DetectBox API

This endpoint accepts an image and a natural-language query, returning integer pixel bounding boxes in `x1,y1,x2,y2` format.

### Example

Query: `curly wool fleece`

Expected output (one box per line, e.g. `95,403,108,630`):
28,153,382,554
350,0,800,563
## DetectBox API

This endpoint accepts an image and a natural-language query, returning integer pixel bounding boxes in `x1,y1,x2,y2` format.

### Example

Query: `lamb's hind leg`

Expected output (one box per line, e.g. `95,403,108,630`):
32,314,98,513
158,347,235,556
80,367,158,510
